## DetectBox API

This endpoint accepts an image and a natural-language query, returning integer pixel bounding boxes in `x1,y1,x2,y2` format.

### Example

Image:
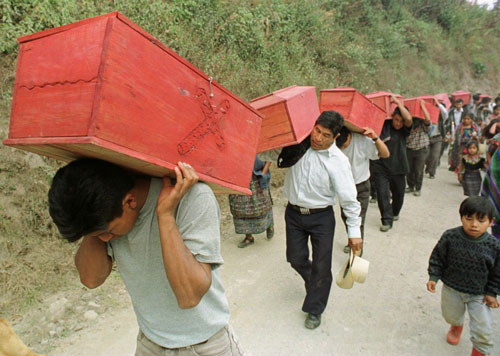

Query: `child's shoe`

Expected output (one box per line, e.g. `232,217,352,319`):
446,325,463,345
471,347,485,356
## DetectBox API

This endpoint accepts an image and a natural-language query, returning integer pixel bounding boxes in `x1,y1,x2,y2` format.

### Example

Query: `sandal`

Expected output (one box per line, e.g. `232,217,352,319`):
266,225,274,240
238,236,254,248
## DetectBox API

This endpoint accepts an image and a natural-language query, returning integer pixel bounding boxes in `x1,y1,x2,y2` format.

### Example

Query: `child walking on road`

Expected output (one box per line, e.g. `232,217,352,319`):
427,196,500,356
458,141,486,196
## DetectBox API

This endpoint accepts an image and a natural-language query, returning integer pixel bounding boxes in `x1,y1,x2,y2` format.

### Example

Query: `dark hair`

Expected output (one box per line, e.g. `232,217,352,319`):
462,111,475,121
459,196,494,221
481,97,491,104
494,104,500,112
315,110,344,136
494,96,500,103
455,99,464,104
335,126,350,148
48,159,135,242
473,94,481,101
392,105,410,118
465,139,479,150
482,118,500,139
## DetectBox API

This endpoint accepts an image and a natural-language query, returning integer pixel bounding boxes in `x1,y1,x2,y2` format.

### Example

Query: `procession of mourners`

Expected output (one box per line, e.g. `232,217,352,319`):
42,90,500,356
4,17,499,354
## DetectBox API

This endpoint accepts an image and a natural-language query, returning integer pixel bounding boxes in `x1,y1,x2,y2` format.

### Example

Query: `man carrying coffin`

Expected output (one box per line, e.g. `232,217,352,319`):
48,159,244,356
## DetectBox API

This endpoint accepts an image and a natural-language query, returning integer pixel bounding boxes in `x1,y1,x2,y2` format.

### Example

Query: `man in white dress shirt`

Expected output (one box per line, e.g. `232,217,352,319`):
336,126,390,254
283,110,362,330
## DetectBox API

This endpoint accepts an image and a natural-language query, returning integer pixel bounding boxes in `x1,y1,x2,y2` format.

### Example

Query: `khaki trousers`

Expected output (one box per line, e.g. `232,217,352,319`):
135,325,244,356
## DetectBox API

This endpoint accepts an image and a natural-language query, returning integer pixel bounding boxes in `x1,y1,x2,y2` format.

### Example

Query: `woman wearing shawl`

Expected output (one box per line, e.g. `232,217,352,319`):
228,156,274,247
481,148,500,240
449,111,481,173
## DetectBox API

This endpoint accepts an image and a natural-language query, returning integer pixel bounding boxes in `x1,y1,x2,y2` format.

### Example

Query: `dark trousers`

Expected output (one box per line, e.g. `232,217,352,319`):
406,146,429,191
341,179,370,239
425,136,443,177
373,172,406,226
285,205,335,315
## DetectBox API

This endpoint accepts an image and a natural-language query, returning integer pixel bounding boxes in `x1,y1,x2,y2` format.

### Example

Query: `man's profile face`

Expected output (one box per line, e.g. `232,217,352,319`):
311,124,335,150
391,113,404,130
87,198,139,242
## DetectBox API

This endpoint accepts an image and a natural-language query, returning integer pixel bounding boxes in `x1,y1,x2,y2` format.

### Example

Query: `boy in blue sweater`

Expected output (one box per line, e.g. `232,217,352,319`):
427,196,500,356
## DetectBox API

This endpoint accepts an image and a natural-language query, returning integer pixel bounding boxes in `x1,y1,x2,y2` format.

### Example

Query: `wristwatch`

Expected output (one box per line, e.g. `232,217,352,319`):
372,136,379,142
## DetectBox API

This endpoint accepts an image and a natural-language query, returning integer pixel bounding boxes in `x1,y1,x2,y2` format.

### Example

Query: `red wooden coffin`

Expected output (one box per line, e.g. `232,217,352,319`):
3,12,263,195
451,90,471,105
365,91,403,119
404,97,440,124
319,87,386,135
250,85,319,153
434,93,452,110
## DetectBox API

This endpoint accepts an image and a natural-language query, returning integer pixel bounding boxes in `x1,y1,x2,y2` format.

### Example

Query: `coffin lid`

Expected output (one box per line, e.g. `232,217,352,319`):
250,85,316,109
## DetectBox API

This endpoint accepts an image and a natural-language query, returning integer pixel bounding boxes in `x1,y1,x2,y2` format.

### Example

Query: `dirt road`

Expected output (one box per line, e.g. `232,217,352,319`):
49,164,499,356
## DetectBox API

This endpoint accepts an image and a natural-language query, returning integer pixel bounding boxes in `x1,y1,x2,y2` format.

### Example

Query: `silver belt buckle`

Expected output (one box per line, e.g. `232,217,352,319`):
300,207,310,215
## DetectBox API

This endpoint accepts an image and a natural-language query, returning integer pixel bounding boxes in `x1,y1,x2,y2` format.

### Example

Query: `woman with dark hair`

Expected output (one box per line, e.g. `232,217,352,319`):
449,111,481,173
228,156,274,248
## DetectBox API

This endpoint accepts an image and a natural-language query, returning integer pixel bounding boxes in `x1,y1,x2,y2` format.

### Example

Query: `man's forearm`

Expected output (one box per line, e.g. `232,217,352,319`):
75,236,113,289
158,215,212,309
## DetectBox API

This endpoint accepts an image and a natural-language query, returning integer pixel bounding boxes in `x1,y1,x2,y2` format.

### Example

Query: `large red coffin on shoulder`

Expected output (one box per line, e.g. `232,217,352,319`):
365,91,403,119
250,85,319,153
434,93,452,110
451,90,471,105
404,97,440,124
319,87,386,135
3,12,263,195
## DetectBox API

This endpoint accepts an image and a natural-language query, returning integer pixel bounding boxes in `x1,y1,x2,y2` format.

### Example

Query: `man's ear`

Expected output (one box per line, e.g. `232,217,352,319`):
122,192,137,210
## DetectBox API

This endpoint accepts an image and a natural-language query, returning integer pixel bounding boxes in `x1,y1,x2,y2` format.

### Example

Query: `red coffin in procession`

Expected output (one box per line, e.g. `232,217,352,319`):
451,90,471,105
3,12,263,195
250,85,319,153
319,87,386,135
404,97,440,124
365,91,403,119
434,93,452,110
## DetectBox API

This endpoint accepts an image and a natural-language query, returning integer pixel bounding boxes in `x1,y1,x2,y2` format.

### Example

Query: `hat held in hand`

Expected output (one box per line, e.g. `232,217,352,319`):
336,249,370,289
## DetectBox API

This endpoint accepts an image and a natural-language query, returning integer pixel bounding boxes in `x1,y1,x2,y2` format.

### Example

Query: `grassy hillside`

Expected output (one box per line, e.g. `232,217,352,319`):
1,0,500,318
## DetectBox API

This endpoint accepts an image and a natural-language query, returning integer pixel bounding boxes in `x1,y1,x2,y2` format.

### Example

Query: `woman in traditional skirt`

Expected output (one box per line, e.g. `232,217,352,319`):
449,112,481,173
481,147,500,240
228,156,274,248
458,140,486,196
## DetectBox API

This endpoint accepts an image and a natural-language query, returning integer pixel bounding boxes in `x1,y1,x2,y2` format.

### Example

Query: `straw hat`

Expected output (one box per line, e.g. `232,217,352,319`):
336,250,370,289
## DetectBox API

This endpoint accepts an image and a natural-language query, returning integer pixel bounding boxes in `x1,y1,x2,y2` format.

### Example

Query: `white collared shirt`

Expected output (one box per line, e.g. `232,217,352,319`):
341,133,379,184
283,144,362,238
453,108,463,127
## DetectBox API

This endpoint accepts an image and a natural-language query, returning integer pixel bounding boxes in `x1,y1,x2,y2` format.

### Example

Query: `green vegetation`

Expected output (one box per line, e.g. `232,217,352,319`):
1,0,499,320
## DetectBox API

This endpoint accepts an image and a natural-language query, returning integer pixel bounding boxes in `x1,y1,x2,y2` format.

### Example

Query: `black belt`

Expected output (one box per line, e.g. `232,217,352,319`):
287,203,331,215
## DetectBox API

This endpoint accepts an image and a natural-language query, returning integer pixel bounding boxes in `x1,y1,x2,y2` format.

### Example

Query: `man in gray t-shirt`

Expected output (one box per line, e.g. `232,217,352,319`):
48,158,244,355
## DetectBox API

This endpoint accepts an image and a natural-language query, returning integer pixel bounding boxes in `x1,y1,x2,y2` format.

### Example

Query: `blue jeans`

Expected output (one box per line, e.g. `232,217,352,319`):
441,284,494,354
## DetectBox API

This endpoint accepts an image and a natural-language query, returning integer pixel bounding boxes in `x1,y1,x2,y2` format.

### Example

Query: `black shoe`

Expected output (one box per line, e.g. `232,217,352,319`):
305,313,321,329
380,224,392,232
